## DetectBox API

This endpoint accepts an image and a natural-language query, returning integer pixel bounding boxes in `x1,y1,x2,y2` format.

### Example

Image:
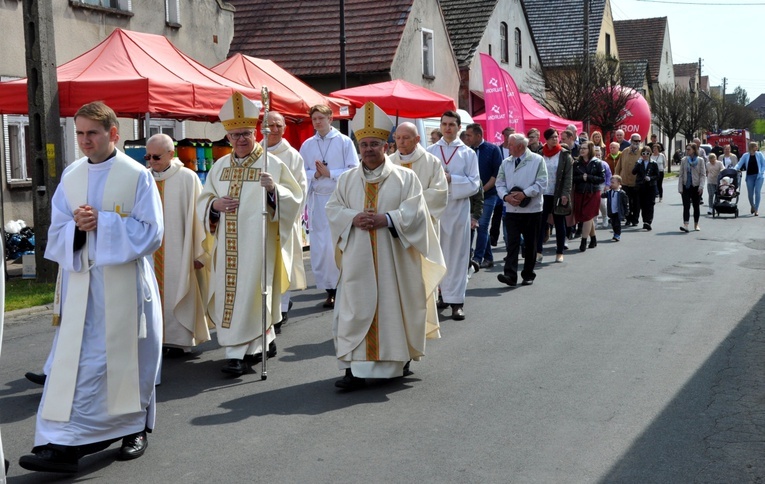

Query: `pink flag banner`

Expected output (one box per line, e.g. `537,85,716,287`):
480,53,525,145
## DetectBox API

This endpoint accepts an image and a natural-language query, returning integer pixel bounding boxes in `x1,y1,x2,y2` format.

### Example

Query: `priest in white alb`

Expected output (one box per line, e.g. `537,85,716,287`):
265,111,307,333
19,102,163,474
426,111,480,321
326,102,446,390
145,133,210,357
197,92,302,377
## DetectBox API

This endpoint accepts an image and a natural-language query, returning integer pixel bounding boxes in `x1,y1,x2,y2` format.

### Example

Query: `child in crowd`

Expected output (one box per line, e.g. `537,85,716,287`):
602,174,629,241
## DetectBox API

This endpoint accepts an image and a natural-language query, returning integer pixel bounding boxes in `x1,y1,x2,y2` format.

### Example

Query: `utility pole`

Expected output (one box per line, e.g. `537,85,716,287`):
721,77,727,131
339,0,349,135
583,0,590,132
22,0,64,282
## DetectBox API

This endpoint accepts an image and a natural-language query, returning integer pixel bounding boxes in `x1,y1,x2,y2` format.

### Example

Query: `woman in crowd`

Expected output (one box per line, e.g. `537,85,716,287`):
650,143,666,202
678,143,706,232
705,153,724,214
733,141,765,216
572,141,605,251
591,130,606,152
537,128,573,263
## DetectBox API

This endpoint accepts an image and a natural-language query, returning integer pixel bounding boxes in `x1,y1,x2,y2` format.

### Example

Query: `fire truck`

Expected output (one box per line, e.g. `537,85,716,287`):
706,129,750,156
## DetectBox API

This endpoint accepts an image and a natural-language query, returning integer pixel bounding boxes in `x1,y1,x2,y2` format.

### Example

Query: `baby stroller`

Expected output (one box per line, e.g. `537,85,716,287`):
712,168,741,218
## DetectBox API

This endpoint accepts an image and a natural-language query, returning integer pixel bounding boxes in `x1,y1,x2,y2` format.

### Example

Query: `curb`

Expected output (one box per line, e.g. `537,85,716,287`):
5,304,53,320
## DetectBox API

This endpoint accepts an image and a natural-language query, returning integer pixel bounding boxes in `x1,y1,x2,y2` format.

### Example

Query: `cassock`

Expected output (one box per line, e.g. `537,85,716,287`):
326,159,446,378
150,158,210,350
427,138,480,305
37,151,163,447
268,139,307,293
197,148,302,359
299,127,358,290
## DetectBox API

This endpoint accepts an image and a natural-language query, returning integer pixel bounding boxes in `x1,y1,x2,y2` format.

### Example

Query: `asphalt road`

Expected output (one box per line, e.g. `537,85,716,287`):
1,179,763,483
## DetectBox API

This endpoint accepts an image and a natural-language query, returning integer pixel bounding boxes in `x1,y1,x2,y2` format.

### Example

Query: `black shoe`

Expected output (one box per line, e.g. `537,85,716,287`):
451,305,465,321
480,260,494,269
490,237,498,247
5,458,9,473
588,236,597,249
643,223,652,231
437,294,449,310
335,369,366,390
25,371,47,385
162,347,188,358
323,290,336,308
469,259,480,273
221,359,246,376
117,431,147,461
521,279,534,286
402,361,413,377
497,274,516,287
19,445,79,473
245,341,277,365
579,239,587,252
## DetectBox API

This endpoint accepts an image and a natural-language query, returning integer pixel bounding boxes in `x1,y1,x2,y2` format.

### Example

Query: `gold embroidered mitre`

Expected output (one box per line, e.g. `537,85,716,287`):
219,91,262,130
350,101,393,141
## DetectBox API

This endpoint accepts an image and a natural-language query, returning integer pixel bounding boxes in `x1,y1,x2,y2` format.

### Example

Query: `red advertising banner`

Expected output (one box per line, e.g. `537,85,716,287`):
480,53,525,144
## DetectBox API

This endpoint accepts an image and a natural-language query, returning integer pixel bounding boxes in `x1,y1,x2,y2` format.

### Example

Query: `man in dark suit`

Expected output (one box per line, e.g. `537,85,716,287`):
632,146,660,231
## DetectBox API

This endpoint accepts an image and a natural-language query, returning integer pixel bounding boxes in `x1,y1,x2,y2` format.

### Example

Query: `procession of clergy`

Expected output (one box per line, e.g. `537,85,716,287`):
10,91,498,475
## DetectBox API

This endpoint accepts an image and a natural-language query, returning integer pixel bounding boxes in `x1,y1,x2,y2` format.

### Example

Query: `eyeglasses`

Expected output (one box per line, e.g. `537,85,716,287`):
144,154,164,161
641,152,650,156
229,131,254,140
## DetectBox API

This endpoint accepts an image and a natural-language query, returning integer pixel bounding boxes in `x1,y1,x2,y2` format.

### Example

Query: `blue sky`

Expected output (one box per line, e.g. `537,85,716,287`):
611,0,765,103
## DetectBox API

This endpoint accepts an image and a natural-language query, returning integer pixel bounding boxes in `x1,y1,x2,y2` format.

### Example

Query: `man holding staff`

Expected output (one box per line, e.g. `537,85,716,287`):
197,92,302,377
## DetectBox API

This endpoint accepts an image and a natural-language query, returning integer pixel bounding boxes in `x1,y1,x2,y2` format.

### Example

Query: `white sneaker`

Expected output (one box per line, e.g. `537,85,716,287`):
536,252,543,263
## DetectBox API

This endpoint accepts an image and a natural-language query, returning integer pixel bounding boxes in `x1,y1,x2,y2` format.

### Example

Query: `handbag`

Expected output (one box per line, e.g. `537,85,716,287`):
553,196,571,216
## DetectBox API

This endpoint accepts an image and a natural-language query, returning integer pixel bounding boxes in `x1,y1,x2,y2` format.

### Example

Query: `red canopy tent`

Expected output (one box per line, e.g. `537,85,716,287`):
0,28,260,120
213,54,353,120
474,93,582,135
331,79,457,119
212,53,355,147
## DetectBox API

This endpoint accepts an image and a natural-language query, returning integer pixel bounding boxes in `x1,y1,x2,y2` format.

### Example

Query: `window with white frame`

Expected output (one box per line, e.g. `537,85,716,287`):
3,115,32,182
500,22,509,63
422,29,435,78
514,28,522,67
134,119,184,141
4,115,68,183
166,0,180,25
74,0,132,12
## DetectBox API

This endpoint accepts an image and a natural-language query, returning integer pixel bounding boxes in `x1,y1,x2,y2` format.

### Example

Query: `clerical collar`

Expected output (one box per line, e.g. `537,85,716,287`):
362,161,385,178
267,140,284,152
88,148,118,164
399,151,415,161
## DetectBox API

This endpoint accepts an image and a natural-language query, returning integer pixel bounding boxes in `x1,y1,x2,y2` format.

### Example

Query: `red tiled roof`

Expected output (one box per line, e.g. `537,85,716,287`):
228,0,414,78
613,17,667,83
674,63,698,78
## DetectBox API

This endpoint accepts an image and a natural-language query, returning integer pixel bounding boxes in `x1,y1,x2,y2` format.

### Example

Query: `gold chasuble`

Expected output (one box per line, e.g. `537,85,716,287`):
327,159,446,378
197,148,302,348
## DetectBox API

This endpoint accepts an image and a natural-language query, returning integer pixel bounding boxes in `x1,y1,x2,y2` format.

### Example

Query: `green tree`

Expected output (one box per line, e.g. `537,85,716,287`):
732,86,749,106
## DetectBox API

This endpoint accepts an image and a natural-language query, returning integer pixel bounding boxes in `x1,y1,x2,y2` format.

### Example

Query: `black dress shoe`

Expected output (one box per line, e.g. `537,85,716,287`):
521,279,534,286
643,223,652,231
25,371,47,385
162,347,188,358
221,359,246,376
451,305,465,321
497,274,516,287
117,431,147,461
335,369,366,390
402,360,413,377
245,341,277,365
5,458,9,473
469,259,480,273
19,445,79,473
